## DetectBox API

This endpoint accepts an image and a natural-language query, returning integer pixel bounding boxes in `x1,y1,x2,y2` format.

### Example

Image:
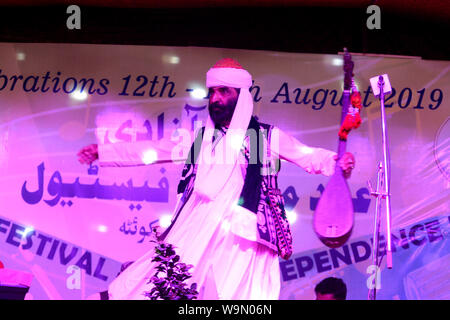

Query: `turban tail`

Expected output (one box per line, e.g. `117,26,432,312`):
193,66,254,201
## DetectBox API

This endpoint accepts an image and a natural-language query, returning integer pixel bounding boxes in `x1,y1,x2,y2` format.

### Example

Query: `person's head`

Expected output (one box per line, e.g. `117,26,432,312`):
314,277,347,300
205,58,252,128
208,86,240,128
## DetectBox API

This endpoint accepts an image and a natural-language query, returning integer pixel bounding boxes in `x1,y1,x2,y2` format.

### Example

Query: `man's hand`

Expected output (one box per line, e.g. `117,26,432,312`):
77,144,98,165
334,152,355,179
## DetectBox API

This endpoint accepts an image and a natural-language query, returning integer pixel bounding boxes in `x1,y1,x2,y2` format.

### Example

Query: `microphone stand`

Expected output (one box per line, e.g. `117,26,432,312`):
367,75,393,300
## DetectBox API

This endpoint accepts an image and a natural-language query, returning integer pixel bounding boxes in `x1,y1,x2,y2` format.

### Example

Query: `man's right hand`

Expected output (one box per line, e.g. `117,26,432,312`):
77,144,99,165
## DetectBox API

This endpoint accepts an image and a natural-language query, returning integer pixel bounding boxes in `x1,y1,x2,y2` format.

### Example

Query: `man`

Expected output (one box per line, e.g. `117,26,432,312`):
78,58,355,299
315,277,347,300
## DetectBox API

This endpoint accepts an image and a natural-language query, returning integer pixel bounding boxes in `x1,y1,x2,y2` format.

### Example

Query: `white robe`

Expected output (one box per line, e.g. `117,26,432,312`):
100,126,336,300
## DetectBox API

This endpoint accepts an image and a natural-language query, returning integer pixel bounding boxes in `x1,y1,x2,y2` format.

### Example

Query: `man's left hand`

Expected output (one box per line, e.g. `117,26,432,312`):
333,152,355,179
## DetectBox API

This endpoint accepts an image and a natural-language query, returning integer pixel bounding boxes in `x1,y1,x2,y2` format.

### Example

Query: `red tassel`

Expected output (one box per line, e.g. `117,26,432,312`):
338,91,362,140
350,91,362,110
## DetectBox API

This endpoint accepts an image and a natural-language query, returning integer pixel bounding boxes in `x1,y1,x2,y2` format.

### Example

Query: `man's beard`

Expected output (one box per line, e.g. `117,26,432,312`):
208,97,238,128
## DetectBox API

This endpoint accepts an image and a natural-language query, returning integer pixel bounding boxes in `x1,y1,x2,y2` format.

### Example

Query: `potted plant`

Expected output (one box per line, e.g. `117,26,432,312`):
144,228,199,300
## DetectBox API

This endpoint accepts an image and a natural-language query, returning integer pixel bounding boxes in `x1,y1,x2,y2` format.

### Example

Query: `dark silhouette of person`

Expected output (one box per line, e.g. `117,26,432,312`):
315,277,347,300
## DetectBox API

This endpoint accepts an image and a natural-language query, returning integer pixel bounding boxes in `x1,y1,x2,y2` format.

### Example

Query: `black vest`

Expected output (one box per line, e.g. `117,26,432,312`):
161,116,285,254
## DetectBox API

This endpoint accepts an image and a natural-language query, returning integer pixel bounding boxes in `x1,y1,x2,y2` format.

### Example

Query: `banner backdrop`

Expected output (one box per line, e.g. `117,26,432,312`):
0,43,448,300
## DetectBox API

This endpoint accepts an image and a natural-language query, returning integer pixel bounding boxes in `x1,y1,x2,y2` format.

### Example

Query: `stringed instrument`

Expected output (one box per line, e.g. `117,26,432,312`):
313,48,355,248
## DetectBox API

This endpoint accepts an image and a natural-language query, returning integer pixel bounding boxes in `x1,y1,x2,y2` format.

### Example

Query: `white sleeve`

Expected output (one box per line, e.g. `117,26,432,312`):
98,138,189,167
270,126,337,176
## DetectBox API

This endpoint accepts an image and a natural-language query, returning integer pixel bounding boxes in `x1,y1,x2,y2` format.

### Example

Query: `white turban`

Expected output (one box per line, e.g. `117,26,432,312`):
193,60,254,201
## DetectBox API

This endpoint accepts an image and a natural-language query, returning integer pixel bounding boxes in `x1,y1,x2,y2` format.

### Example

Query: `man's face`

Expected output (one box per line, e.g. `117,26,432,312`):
208,86,239,128
316,293,337,300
